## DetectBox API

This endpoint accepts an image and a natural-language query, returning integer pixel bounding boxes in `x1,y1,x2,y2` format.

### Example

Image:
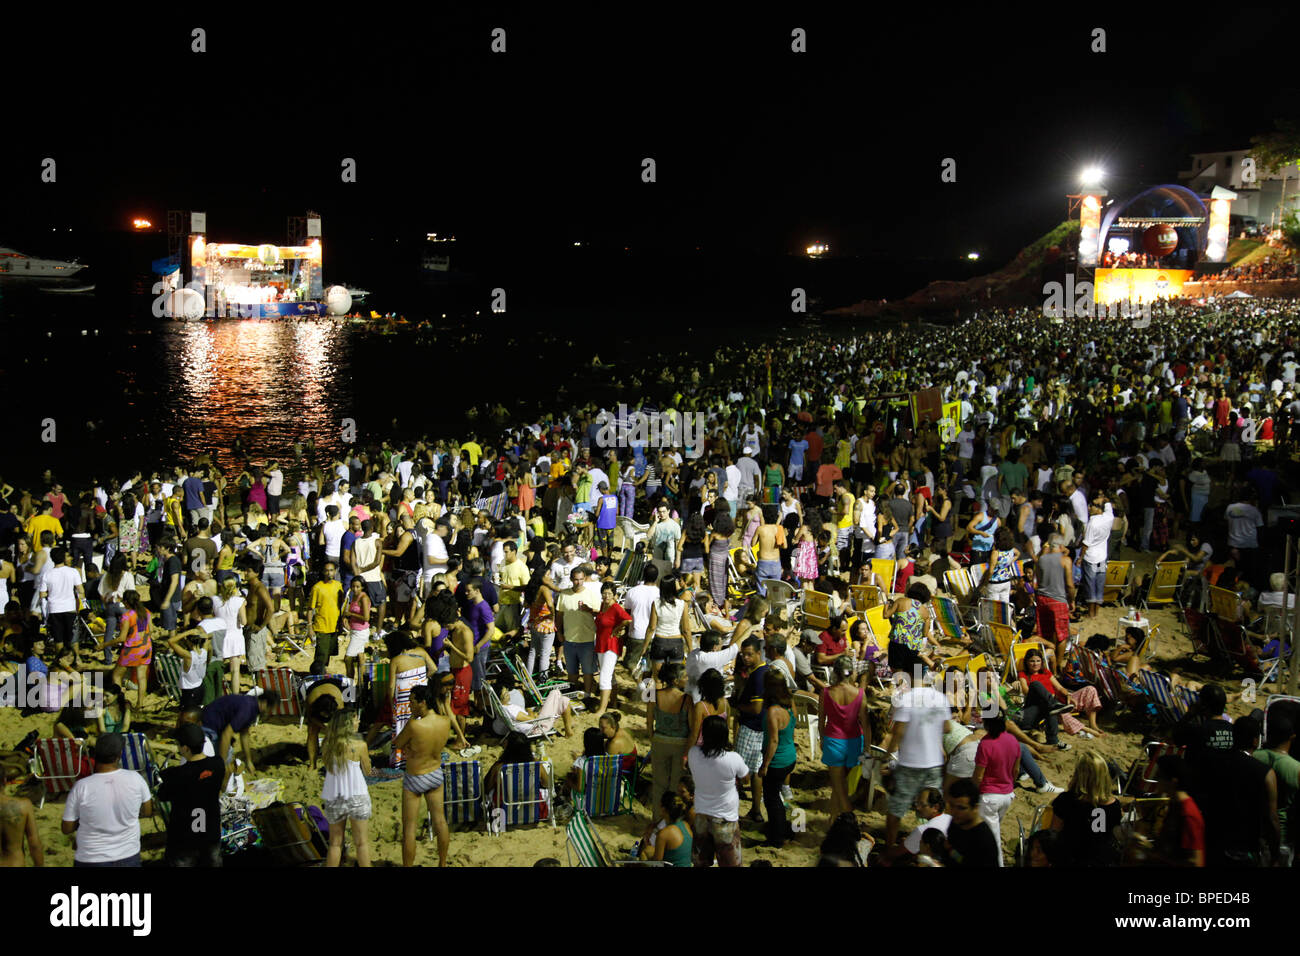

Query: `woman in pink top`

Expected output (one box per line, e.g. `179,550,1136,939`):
820,657,871,818
972,714,1020,867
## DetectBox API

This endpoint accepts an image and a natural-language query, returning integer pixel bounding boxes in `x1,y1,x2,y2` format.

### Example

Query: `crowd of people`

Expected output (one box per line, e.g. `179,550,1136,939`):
2,294,1300,868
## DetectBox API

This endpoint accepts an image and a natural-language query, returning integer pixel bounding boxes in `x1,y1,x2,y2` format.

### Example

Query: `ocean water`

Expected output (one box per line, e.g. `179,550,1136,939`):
0,244,982,486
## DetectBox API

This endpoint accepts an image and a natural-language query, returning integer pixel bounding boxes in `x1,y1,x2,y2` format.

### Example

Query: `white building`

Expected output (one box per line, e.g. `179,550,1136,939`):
1178,149,1300,228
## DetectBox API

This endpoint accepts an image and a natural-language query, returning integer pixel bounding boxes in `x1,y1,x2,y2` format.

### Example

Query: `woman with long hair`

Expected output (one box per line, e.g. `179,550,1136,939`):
645,661,692,818
1049,751,1122,866
106,590,152,711
687,714,751,867
214,577,247,693
705,511,736,608
759,673,797,849
320,709,373,867
820,656,871,817
677,512,707,594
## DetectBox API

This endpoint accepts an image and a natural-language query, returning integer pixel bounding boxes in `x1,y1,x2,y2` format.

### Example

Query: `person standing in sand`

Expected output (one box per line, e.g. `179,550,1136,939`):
393,684,451,867
0,790,44,866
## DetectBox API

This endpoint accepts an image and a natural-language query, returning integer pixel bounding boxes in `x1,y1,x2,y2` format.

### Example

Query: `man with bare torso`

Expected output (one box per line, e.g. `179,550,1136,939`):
755,505,787,596
0,793,43,866
393,683,451,867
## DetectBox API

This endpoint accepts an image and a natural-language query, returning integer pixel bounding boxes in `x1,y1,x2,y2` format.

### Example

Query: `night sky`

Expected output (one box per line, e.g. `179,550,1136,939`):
4,9,1298,267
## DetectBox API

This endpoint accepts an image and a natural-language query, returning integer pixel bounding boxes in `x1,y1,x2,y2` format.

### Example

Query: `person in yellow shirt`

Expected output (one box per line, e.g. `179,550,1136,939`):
308,561,344,669
496,541,531,638
460,436,483,468
24,503,63,545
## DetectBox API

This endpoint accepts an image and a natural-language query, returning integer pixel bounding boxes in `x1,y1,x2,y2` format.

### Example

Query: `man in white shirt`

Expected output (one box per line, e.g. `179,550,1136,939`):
420,519,450,597
544,541,582,592
622,564,661,663
265,463,284,516
1064,481,1089,529
722,456,742,517
900,787,952,861
686,629,739,701
41,547,84,660
61,733,154,866
882,679,954,849
1077,497,1114,620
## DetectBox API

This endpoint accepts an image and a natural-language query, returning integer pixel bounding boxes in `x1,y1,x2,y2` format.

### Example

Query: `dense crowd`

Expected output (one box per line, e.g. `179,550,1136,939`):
2,295,1300,868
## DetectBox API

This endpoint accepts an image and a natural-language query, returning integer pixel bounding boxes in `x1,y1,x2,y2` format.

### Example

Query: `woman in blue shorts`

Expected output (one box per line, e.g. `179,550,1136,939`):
820,657,871,818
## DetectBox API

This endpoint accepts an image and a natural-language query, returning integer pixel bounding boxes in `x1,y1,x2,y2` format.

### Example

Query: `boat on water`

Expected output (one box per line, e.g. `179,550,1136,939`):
0,247,87,277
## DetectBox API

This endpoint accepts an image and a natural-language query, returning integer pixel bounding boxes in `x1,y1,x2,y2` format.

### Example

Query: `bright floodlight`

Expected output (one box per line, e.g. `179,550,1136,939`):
1080,166,1104,187
966,252,980,260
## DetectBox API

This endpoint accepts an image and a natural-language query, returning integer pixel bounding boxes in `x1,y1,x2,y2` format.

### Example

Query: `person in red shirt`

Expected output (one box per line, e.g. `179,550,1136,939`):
591,582,632,718
814,463,841,504
804,428,824,468
1154,754,1205,866
816,615,850,666
45,484,70,521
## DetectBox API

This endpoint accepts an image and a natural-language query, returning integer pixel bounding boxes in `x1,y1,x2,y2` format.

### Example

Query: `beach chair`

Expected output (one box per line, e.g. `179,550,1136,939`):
438,754,483,832
1205,587,1264,675
1122,741,1184,797
361,658,391,717
489,759,555,832
119,733,168,832
1141,562,1185,610
930,595,973,647
578,754,634,818
1133,669,1185,725
29,738,91,809
944,568,980,625
793,691,821,761
252,802,328,865
1016,804,1055,866
863,604,891,652
1003,641,1048,684
615,541,647,587
986,622,1017,674
258,667,304,725
1102,561,1134,606
152,650,183,702
864,744,894,813
871,559,897,597
851,583,884,612
615,516,649,560
764,579,801,620
726,548,757,604
510,653,581,709
565,808,668,867
485,683,555,742
802,589,831,632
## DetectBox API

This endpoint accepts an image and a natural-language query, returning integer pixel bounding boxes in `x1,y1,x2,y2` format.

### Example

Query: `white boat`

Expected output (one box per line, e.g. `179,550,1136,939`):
0,247,87,277
343,286,370,300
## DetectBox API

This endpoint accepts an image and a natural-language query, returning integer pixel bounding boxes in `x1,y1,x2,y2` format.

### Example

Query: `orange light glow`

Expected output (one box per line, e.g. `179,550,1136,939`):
132,218,153,230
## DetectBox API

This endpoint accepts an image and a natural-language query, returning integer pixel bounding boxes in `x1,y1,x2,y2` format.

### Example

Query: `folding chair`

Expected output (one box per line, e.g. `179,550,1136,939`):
726,548,757,604
489,759,555,832
864,744,894,814
510,653,581,709
616,516,649,560
802,589,831,632
944,568,980,626
257,667,303,725
1016,804,1055,866
29,738,91,809
1122,741,1184,797
930,595,974,647
870,559,897,597
1102,561,1134,606
1141,562,1186,610
615,541,647,587
986,622,1017,673
438,754,483,833
485,683,555,742
565,807,667,866
119,732,168,832
251,803,327,864
152,650,184,703
1206,589,1264,675
851,583,884,612
1133,669,1182,725
578,753,634,818
764,579,801,619
793,691,821,761
1003,641,1047,684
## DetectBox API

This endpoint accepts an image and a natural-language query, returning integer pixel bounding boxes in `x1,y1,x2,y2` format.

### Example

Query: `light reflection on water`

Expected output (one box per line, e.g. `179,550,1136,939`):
161,320,350,464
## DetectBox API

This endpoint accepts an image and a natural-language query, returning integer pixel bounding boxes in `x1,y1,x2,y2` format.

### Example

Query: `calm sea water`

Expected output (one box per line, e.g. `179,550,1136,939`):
0,246,980,486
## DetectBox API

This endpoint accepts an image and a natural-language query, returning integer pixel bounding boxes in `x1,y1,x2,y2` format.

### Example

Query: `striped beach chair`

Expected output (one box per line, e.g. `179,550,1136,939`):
931,595,972,646
30,738,91,809
490,760,554,832
944,568,980,625
152,650,184,702
438,754,483,832
564,808,669,867
119,732,167,832
1134,670,1181,725
579,754,633,818
258,667,303,725
509,653,576,708
486,683,554,742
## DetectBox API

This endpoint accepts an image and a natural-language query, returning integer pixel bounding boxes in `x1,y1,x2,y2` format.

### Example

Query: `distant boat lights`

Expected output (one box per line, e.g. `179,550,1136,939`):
806,242,828,257
132,218,152,230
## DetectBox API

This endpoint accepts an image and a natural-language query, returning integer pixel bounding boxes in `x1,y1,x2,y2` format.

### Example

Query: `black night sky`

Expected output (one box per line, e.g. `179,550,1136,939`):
3,8,1298,304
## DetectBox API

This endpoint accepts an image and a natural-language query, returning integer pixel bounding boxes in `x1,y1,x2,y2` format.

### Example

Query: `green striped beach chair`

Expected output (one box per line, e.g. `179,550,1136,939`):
510,653,582,711
565,809,667,867
153,651,184,702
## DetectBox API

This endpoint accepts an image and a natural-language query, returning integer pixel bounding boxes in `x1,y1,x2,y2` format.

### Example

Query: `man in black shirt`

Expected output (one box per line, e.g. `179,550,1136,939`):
156,724,225,867
943,778,1000,866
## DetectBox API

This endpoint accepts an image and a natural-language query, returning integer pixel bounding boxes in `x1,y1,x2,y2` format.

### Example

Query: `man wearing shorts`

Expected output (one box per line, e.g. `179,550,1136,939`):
354,520,387,626
444,611,476,748
754,506,786,597
556,565,601,701
882,674,954,849
1035,533,1075,672
393,685,450,867
733,637,769,822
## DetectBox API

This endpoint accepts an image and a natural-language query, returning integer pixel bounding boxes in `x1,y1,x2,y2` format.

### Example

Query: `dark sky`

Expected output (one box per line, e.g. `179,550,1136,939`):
4,9,1298,265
